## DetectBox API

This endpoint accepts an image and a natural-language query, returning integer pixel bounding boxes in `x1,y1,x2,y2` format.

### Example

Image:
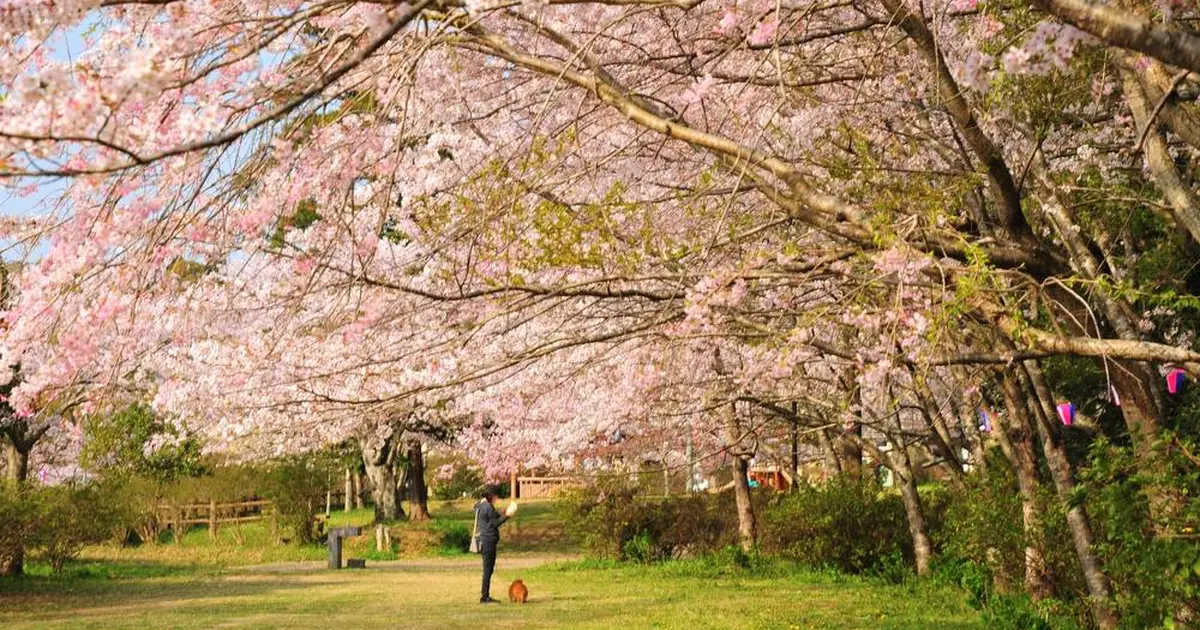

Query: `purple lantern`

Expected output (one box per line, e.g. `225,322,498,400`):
978,409,992,433
1167,368,1187,395
1057,402,1076,427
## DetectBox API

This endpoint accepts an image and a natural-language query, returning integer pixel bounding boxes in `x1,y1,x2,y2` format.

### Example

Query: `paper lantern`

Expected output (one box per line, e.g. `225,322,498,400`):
1167,368,1187,395
1057,402,1076,427
977,410,992,433
505,501,519,517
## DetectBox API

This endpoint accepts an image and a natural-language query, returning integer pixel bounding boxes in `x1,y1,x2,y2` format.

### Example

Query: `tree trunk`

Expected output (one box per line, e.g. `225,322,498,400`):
1110,360,1179,528
1,438,31,576
839,387,865,479
5,440,29,484
838,424,863,479
359,432,405,523
406,440,431,522
849,388,935,577
1021,362,1119,630
344,468,353,513
730,454,756,551
998,372,1055,600
816,428,841,482
908,365,965,480
1034,178,1170,524
353,472,365,509
791,403,805,489
365,462,402,522
724,403,757,551
897,472,934,577
951,366,988,472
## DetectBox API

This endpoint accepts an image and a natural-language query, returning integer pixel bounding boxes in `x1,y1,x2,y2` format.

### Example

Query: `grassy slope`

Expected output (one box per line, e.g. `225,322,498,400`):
0,500,984,630
43,500,570,571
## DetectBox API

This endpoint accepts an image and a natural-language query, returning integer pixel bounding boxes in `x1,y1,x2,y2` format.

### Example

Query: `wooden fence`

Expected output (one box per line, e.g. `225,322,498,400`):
156,499,273,542
515,476,586,499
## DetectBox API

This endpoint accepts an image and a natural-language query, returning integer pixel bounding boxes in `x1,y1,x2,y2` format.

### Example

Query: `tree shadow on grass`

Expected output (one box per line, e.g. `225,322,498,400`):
0,563,333,623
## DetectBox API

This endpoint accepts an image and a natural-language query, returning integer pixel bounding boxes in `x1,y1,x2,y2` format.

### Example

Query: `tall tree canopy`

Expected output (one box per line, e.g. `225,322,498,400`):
3,1,1200,621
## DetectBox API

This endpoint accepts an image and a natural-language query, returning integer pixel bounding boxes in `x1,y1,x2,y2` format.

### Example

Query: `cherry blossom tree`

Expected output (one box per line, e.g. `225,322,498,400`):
1,3,1199,623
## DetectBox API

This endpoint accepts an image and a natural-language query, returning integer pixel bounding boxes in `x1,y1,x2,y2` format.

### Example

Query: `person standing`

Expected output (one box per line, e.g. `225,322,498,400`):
475,485,508,603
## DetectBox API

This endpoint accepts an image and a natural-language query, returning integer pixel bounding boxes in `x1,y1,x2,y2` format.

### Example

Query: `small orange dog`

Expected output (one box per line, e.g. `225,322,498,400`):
508,579,529,604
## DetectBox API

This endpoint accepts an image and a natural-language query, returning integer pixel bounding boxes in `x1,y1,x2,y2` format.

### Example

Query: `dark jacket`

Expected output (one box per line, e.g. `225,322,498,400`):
475,499,508,541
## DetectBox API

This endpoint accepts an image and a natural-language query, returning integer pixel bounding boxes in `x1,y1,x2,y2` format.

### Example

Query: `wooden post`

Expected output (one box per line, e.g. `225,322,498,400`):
344,468,353,513
790,402,799,493
375,524,392,552
353,473,364,509
209,499,218,540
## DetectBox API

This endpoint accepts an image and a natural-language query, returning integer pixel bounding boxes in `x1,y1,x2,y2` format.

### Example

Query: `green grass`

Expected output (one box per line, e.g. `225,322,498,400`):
0,499,985,629
0,554,983,630
60,500,570,570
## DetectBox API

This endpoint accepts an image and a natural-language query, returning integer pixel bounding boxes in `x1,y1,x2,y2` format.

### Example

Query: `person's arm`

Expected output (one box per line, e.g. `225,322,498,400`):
485,502,508,527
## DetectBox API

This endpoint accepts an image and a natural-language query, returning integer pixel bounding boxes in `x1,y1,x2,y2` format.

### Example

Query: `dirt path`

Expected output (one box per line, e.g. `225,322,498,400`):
239,553,577,574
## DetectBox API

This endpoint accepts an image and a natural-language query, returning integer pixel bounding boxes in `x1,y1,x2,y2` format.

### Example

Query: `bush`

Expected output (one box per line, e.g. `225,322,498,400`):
431,520,472,554
1081,436,1200,629
556,478,743,561
933,451,1085,623
260,457,334,545
0,482,130,574
34,482,128,572
761,475,910,575
980,594,1084,630
0,487,40,571
934,456,1027,595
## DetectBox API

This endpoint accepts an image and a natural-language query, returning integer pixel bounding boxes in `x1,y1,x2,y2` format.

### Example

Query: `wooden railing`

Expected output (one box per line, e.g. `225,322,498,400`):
516,476,586,499
156,499,273,542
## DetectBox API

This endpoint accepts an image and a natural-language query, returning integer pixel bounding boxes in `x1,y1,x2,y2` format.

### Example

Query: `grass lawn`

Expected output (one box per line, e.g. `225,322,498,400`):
45,500,572,570
0,500,985,629
0,555,984,630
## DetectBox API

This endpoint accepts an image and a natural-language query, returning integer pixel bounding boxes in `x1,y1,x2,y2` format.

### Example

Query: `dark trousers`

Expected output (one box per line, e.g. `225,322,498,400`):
480,538,498,600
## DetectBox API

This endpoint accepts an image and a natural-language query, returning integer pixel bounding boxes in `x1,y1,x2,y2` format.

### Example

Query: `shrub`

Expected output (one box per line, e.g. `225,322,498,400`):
761,475,910,575
33,482,128,572
980,594,1084,630
431,520,472,554
1081,436,1200,629
0,487,40,571
934,451,1084,619
556,478,742,561
934,456,1026,595
260,457,333,545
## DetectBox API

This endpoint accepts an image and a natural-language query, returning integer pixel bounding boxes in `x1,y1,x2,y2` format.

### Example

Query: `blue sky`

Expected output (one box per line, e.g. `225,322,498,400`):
1,22,91,261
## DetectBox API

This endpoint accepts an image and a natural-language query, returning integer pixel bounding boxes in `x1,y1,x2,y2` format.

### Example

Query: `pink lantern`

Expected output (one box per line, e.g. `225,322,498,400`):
1167,368,1187,395
1057,402,1076,426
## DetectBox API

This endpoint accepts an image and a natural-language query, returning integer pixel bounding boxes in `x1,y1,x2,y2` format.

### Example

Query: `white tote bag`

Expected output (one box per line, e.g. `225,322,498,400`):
469,501,481,554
